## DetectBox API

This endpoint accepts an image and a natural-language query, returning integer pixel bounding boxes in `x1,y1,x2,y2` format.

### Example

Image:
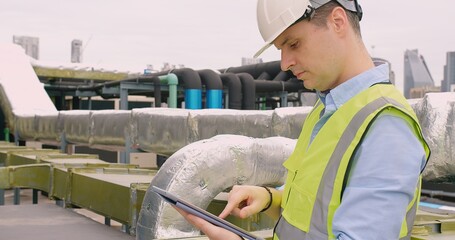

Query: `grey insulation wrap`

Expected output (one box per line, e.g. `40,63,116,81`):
59,110,92,145
89,109,131,151
130,107,310,156
130,108,193,157
411,93,455,181
35,112,59,143
136,134,296,239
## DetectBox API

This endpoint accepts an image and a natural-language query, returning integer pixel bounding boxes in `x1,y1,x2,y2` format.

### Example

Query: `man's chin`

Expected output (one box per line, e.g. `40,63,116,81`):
303,81,314,91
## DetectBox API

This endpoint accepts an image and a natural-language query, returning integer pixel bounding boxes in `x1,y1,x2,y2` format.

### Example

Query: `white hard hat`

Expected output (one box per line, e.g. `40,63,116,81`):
254,0,362,58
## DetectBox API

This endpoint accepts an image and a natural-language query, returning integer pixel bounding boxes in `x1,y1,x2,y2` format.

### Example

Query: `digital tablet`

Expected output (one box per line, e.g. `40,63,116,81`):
152,186,265,240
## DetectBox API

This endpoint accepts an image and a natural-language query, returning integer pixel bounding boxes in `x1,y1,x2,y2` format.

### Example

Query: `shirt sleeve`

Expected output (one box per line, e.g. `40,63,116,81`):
332,113,427,240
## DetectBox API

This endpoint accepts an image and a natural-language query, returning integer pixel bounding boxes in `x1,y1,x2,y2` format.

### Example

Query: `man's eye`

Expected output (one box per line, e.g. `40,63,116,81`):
290,41,299,49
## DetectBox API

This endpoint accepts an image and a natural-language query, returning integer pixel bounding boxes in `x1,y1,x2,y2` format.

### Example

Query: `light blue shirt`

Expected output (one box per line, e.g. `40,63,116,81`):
311,64,427,239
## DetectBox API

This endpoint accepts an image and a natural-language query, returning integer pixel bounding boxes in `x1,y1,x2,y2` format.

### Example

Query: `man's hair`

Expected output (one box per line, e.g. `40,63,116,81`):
310,1,362,37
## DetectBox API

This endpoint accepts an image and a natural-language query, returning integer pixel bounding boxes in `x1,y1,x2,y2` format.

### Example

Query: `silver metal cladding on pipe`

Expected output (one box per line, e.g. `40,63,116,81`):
411,92,455,181
271,106,312,139
89,109,131,151
14,111,36,140
136,134,296,239
188,109,274,139
35,111,59,143
59,110,92,145
130,108,192,157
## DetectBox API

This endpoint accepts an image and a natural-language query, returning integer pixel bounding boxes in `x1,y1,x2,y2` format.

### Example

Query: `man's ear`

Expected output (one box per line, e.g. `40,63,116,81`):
329,6,348,36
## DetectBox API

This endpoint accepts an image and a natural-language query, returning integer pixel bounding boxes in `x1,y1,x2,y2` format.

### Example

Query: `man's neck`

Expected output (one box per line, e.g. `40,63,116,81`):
339,40,375,85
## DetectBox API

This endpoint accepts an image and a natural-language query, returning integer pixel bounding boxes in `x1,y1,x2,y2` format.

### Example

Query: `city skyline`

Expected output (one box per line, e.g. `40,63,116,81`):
1,0,454,93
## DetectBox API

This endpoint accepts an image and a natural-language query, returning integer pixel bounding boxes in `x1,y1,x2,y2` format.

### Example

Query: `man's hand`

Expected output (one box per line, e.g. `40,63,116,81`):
173,185,281,239
174,207,243,240
219,185,272,219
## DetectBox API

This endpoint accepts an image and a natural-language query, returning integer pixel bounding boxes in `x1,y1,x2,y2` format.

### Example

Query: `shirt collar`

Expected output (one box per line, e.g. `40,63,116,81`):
317,63,390,109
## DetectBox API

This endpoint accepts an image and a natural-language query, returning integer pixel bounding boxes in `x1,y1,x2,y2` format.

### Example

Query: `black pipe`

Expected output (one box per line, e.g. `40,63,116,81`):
44,78,147,93
257,71,271,80
45,76,166,101
197,70,223,90
197,69,223,108
151,76,161,107
236,73,256,110
170,68,201,89
220,73,242,110
285,78,307,92
254,79,305,93
273,71,293,81
221,61,282,79
170,68,202,109
254,80,286,93
44,84,101,92
148,69,203,105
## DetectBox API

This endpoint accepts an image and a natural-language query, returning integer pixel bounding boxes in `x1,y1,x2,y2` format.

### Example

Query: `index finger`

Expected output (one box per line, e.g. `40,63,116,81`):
218,189,248,219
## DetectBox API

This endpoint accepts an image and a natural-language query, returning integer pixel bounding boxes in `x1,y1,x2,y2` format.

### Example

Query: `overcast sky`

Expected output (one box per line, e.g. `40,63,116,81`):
0,0,453,92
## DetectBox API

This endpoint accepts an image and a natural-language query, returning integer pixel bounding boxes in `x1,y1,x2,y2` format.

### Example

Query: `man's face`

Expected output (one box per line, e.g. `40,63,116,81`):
273,18,343,91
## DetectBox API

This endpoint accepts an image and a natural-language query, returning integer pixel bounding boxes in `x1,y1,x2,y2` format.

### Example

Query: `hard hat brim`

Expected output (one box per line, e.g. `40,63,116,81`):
253,42,272,58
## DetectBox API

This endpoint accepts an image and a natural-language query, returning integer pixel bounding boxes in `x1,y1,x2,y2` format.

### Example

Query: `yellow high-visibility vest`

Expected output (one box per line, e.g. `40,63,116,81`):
274,84,430,240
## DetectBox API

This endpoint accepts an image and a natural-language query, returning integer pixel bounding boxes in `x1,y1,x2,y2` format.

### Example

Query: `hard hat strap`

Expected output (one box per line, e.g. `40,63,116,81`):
289,5,316,28
353,0,363,21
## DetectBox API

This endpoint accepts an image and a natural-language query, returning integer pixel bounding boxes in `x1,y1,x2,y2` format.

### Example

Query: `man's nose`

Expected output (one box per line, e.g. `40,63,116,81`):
280,51,294,72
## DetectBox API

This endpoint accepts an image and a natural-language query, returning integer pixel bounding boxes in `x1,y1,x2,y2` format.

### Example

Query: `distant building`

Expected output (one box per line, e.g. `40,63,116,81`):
441,51,455,92
403,49,435,99
242,57,263,66
160,62,184,71
12,35,39,59
372,57,395,85
71,39,83,63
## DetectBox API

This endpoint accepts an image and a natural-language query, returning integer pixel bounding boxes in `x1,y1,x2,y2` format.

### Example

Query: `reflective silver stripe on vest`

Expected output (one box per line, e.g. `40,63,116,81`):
276,97,410,239
401,191,419,240
276,215,326,239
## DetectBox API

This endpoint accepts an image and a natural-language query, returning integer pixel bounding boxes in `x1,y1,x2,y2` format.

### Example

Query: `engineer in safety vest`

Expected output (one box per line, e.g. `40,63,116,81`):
177,0,430,239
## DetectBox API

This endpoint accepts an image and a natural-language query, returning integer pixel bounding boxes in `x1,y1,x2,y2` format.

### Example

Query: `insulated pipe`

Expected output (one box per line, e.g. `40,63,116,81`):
170,68,202,109
255,80,286,93
45,76,165,100
158,74,178,108
257,71,272,80
273,70,293,81
221,61,282,79
421,189,455,198
197,69,223,109
284,78,307,92
136,134,297,239
148,76,161,107
219,73,242,109
236,73,256,110
255,78,305,93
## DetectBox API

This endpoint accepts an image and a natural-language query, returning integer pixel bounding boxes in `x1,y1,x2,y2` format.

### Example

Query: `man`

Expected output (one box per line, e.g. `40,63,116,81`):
177,0,430,239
